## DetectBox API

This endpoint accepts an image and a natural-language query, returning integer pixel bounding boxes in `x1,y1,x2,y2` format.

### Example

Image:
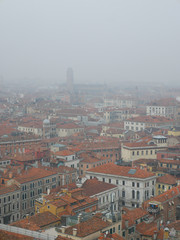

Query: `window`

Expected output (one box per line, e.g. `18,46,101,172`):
109,179,111,184
137,191,140,200
122,181,125,185
152,181,154,185
116,180,119,184
132,182,135,187
52,177,56,182
132,151,135,156
137,183,139,187
122,190,125,198
152,188,154,196
137,151,139,155
103,178,105,182
150,150,153,155
132,190,135,199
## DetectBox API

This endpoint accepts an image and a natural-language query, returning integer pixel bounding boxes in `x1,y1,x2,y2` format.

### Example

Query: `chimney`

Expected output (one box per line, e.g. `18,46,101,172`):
61,226,66,234
73,228,77,236
125,220,129,229
78,213,82,223
9,172,13,179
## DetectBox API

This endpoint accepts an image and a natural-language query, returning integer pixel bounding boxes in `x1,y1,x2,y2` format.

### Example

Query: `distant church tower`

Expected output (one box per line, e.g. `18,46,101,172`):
66,68,74,93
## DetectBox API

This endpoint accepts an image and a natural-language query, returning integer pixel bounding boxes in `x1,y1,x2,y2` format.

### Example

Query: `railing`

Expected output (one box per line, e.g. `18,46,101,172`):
147,208,160,214
0,224,56,240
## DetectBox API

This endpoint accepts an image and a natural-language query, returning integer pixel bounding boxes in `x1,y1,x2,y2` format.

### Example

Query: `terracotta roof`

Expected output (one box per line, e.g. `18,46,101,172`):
122,208,148,229
126,116,173,123
82,178,117,196
64,214,111,237
55,150,75,156
157,174,177,185
123,142,157,148
88,163,155,179
11,211,59,229
15,168,57,184
0,184,20,195
136,222,157,236
167,220,180,231
0,230,34,240
143,185,180,207
56,236,73,240
98,233,125,240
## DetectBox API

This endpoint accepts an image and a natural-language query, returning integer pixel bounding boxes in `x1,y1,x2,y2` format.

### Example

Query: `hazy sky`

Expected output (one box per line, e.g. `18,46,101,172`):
0,0,180,85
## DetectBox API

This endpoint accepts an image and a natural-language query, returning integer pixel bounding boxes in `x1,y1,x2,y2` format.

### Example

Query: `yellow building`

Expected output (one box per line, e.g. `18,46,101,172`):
168,126,180,137
156,174,177,195
35,188,98,219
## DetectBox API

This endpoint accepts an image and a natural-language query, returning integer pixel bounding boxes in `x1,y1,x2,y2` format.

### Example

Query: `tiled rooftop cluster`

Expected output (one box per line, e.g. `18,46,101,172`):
0,88,180,239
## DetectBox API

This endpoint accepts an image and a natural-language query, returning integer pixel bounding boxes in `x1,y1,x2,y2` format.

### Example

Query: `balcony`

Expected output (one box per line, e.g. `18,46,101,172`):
147,207,160,214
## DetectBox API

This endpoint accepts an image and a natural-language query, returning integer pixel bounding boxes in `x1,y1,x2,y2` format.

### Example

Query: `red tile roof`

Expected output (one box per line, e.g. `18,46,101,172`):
82,178,117,196
167,220,180,231
122,208,148,229
126,116,173,123
0,184,20,195
15,167,57,184
143,185,180,207
98,233,125,240
64,214,111,237
136,222,157,236
11,211,59,230
157,174,177,185
88,163,155,179
0,230,34,240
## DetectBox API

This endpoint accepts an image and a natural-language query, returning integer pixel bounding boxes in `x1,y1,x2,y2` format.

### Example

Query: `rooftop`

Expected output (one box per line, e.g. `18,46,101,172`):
87,163,155,179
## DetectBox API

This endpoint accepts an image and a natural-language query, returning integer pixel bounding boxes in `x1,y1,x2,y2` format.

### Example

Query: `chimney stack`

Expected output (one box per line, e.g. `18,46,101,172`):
73,228,77,236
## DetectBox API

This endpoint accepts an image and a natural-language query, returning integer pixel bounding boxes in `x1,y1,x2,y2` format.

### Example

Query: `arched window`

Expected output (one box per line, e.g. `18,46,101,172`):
137,191,140,200
132,190,135,199
152,188,154,196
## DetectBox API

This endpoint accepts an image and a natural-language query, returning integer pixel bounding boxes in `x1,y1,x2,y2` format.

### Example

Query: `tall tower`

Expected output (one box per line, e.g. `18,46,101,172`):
66,67,74,93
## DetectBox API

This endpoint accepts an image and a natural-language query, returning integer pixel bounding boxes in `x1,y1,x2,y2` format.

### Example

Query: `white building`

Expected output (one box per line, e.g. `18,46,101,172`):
124,116,173,132
82,178,120,211
146,99,177,118
86,163,156,208
56,123,84,137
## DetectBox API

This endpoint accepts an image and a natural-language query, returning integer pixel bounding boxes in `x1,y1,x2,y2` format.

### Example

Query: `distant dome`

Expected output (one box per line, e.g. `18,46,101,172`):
43,119,50,125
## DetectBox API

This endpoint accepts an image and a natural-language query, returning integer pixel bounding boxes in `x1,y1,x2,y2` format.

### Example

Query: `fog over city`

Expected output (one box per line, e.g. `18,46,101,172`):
0,0,180,86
